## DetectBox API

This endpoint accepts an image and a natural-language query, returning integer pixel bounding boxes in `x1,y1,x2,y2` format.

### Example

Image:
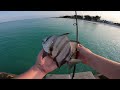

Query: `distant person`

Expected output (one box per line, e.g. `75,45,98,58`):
14,44,120,79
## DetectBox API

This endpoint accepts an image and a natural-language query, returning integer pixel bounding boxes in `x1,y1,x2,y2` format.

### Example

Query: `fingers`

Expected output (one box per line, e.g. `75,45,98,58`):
78,44,83,47
37,49,45,63
38,49,44,56
77,44,90,51
77,44,85,51
77,43,86,48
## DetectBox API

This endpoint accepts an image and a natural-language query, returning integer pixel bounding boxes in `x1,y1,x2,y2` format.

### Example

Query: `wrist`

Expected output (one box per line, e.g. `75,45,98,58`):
83,52,96,65
14,65,47,79
32,65,47,78
86,53,97,66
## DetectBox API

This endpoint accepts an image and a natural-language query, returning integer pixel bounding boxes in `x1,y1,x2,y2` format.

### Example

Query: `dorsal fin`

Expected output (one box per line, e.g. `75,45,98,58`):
59,33,69,36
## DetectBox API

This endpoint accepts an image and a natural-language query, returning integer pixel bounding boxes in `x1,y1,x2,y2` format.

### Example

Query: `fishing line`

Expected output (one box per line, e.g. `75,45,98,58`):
71,11,79,79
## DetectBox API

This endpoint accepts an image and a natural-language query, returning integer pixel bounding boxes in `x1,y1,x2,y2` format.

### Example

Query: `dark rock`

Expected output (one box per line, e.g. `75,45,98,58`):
0,72,17,79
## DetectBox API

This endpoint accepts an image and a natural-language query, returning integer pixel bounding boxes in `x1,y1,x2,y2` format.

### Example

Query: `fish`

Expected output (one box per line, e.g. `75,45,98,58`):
42,33,81,67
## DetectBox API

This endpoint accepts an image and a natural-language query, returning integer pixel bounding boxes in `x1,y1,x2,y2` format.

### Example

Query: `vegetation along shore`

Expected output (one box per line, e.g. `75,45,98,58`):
54,15,120,27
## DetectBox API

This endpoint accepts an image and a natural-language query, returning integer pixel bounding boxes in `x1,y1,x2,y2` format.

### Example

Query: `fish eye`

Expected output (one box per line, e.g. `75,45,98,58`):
49,47,53,51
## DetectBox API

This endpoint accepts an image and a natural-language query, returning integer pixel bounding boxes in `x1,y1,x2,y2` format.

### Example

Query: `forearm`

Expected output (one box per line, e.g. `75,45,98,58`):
87,53,120,79
14,65,46,79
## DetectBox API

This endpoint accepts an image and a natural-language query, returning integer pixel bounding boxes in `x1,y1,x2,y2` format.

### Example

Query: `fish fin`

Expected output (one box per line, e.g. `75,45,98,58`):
59,33,70,36
70,59,82,63
68,59,82,67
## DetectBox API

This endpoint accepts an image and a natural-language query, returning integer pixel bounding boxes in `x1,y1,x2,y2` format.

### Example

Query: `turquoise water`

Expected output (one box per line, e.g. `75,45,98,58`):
0,18,120,75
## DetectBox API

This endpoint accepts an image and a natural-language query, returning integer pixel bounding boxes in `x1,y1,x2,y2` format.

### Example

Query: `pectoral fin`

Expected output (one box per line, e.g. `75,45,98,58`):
68,59,82,68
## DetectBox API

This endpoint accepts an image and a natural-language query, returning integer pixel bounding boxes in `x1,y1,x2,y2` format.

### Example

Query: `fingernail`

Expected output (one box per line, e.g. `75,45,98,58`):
78,44,82,47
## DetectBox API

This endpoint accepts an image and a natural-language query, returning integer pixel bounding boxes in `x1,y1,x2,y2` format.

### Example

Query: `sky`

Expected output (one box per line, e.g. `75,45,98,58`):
0,11,120,23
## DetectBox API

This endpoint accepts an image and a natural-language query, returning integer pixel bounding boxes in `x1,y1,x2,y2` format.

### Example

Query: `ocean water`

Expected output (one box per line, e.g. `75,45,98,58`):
0,18,120,75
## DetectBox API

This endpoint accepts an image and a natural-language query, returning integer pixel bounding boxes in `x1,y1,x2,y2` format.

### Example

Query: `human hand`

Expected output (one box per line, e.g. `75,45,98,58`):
34,49,58,75
77,44,95,64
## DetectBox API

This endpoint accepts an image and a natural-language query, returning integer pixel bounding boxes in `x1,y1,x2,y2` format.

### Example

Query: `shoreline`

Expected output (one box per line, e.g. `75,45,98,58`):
81,19,120,28
53,16,120,28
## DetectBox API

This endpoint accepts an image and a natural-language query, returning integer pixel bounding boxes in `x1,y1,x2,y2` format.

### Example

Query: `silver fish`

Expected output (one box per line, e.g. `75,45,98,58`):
42,33,81,67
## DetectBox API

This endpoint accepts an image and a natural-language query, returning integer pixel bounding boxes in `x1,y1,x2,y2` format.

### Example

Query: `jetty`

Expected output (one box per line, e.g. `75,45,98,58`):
0,71,108,79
